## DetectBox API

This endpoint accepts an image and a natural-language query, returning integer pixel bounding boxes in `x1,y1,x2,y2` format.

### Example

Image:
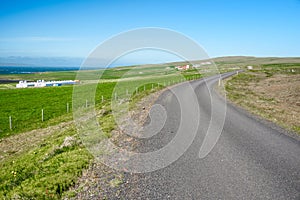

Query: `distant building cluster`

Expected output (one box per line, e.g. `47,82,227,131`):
175,62,213,70
16,80,80,88
175,64,191,71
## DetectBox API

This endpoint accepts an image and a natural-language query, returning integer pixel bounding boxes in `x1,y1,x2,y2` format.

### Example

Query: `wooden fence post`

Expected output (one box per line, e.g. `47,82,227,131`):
9,116,12,130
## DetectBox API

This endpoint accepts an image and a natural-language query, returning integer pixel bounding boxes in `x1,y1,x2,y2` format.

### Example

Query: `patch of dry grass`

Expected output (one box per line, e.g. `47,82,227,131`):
225,71,300,135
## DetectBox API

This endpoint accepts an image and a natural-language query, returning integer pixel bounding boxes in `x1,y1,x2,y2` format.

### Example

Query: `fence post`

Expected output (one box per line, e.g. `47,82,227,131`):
218,78,221,86
9,116,12,130
102,95,104,103
67,103,69,113
42,109,44,122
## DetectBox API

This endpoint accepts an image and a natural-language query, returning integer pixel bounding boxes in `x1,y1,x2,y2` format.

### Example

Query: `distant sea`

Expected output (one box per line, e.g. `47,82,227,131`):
0,66,80,74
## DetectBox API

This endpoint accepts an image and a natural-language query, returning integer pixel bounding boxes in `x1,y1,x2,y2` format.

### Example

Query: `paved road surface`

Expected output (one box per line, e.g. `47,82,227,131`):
118,72,300,199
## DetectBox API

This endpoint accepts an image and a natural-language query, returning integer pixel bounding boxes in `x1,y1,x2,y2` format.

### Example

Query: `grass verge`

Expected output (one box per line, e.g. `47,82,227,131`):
0,125,92,199
225,66,300,135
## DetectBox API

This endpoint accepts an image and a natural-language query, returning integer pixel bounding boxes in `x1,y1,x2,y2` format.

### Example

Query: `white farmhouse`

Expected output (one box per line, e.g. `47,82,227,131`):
16,80,79,88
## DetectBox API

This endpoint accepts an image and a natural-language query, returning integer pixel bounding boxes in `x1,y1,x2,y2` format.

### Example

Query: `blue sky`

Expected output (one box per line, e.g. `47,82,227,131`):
0,0,299,65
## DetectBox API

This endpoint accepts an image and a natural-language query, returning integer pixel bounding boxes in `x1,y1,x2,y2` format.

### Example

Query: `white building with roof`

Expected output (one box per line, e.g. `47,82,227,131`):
16,80,79,88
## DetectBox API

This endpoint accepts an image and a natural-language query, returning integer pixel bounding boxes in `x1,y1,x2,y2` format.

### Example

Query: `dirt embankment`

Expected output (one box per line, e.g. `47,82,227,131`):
67,88,166,199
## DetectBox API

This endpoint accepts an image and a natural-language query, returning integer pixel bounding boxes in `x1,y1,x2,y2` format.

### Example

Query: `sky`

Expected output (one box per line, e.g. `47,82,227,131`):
0,0,299,66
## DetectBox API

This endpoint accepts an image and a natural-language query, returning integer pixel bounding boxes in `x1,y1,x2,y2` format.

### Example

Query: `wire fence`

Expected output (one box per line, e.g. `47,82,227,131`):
0,102,71,135
0,74,202,137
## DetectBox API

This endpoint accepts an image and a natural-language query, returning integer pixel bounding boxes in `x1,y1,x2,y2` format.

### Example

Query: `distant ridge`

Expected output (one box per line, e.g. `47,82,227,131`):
0,66,79,74
0,56,83,67
1,56,300,69
158,56,300,67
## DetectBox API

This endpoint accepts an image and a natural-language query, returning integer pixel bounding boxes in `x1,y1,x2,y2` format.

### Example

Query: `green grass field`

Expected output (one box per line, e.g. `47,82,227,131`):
0,68,200,139
0,65,204,199
0,86,73,137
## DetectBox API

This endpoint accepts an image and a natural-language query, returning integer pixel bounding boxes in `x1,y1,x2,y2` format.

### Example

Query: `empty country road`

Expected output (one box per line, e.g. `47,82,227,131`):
117,72,300,200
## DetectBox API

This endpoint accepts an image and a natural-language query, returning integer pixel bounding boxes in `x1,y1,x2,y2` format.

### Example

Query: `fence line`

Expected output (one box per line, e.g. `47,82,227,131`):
1,78,195,132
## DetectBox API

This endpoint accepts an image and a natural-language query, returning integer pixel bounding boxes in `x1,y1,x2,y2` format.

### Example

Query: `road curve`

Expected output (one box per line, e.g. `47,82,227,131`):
118,72,300,199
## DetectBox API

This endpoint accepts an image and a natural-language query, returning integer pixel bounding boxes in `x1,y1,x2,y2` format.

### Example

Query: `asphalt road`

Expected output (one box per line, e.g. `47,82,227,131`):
118,72,300,200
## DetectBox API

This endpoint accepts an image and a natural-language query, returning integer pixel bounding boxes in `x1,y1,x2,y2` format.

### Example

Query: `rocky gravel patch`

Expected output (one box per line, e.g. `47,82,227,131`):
67,89,166,199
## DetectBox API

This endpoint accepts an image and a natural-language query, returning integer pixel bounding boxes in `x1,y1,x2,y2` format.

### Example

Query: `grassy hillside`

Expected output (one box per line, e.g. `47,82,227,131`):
1,57,299,198
0,65,201,139
0,65,203,198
